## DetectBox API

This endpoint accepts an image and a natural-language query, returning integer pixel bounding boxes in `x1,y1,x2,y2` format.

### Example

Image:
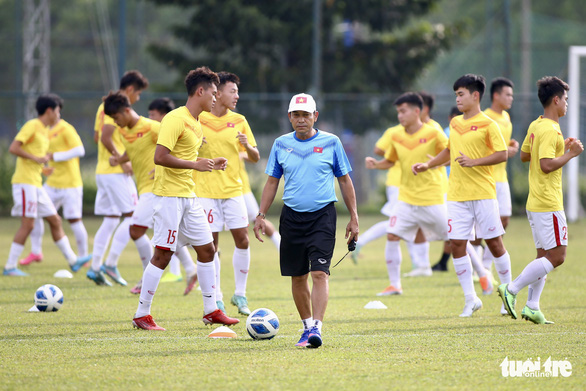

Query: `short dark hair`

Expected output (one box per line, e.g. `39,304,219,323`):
449,106,462,118
217,72,240,87
148,98,175,115
537,76,569,108
103,91,130,116
453,74,486,101
418,91,434,112
36,94,63,116
185,67,220,97
119,70,149,91
394,92,423,110
490,77,514,101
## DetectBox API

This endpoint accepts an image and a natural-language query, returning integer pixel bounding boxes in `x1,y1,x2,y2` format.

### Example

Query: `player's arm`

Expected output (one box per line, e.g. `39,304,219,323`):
154,144,213,171
337,173,359,244
374,146,385,156
365,156,394,170
455,150,507,168
540,138,584,173
236,132,260,163
100,124,122,159
51,145,85,162
412,147,450,175
520,151,531,162
9,140,49,164
253,175,280,242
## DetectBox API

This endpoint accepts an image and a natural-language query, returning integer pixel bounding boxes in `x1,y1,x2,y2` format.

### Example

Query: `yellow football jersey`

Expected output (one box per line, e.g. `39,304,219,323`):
521,116,565,212
94,102,125,175
11,119,49,188
427,118,444,132
194,110,257,199
240,159,252,194
119,117,160,195
447,112,507,201
484,108,513,183
375,125,402,187
153,106,203,198
384,123,448,206
427,118,449,194
46,119,83,189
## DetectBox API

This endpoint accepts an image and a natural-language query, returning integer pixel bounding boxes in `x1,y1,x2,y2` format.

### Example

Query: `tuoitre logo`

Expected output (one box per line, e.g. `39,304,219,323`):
500,357,572,378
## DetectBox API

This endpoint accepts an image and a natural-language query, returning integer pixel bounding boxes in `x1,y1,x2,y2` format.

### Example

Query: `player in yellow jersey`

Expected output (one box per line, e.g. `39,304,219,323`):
89,70,148,286
479,78,519,272
365,93,449,296
413,74,513,317
355,92,444,277
104,93,198,294
146,97,199,287
20,113,89,267
195,72,260,316
132,67,239,330
4,95,90,276
499,76,583,324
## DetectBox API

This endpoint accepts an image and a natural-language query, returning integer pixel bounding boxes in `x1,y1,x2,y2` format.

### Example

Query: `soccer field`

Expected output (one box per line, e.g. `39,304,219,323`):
0,215,584,390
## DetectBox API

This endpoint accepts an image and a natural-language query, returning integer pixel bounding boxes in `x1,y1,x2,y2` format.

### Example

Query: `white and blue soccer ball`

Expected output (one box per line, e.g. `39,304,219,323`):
246,308,279,340
34,284,64,312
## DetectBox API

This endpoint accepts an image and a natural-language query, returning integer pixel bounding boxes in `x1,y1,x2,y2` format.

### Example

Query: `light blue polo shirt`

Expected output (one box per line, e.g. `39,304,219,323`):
265,129,352,212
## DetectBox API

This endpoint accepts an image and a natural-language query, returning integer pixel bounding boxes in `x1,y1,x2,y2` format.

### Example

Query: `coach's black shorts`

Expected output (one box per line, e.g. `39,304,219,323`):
279,202,337,276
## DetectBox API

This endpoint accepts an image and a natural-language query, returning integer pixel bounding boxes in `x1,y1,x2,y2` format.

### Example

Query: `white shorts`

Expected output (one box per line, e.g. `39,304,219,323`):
95,173,138,216
151,196,213,251
381,186,399,216
447,199,505,240
132,192,156,229
11,184,57,219
44,184,83,219
496,182,512,217
387,201,448,242
243,192,259,222
199,196,249,231
527,210,568,250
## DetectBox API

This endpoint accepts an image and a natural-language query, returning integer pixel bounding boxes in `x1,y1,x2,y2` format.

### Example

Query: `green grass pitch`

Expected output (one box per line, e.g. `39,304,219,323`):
0,215,584,390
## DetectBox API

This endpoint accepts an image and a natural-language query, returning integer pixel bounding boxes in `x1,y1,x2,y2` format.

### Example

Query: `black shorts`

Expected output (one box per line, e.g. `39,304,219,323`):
279,202,337,276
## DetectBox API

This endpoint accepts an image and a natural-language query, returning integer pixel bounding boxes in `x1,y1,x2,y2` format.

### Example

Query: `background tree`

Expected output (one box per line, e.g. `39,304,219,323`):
147,0,464,94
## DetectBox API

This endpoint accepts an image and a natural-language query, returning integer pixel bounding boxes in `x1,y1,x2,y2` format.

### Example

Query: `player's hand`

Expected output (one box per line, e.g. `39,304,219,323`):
509,139,519,156
565,137,577,151
121,161,134,175
194,158,214,172
212,157,228,171
42,165,54,176
109,155,119,167
148,168,155,179
236,132,248,147
345,218,359,244
253,217,266,243
365,157,377,169
455,152,475,167
568,139,584,157
412,162,428,175
34,154,50,164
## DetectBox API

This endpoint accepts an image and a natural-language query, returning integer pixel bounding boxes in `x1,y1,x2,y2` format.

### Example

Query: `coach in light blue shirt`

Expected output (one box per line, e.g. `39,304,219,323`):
253,93,359,349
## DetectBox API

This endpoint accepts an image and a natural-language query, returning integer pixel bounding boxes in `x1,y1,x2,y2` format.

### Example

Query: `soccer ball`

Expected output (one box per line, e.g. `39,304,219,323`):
34,284,64,312
246,308,279,340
